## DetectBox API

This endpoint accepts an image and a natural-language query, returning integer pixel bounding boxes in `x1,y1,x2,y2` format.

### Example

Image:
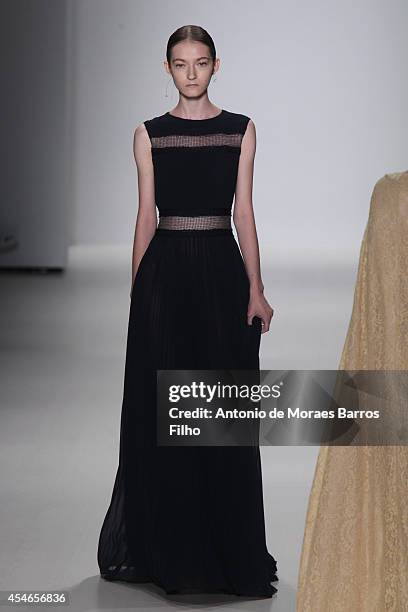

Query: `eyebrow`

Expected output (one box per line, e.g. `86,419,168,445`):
171,56,210,62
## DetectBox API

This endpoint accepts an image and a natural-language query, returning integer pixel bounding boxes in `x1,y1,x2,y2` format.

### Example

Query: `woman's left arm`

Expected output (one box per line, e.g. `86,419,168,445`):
233,119,274,333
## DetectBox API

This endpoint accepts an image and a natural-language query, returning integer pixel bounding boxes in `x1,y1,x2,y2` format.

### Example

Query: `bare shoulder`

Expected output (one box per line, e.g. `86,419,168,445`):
133,121,150,146
133,121,151,164
244,118,256,139
241,118,256,157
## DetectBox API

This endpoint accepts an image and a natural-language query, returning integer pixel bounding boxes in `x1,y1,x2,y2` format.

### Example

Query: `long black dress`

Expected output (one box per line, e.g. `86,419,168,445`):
97,108,278,597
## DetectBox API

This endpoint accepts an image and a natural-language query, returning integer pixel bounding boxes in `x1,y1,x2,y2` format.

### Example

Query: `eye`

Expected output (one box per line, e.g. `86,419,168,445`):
175,63,185,68
198,62,208,66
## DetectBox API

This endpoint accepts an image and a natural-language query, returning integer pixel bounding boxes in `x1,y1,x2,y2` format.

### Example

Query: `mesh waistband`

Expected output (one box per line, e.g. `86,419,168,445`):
157,215,232,230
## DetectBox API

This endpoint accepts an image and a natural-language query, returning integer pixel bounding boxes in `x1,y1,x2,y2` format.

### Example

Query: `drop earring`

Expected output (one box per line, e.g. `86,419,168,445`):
165,78,172,98
212,74,217,83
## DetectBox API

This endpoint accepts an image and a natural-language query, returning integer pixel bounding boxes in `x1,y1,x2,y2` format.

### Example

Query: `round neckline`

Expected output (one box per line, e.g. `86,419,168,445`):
166,109,225,122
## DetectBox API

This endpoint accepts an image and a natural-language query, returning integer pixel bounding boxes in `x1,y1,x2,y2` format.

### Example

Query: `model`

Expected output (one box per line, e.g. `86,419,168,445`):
97,24,278,598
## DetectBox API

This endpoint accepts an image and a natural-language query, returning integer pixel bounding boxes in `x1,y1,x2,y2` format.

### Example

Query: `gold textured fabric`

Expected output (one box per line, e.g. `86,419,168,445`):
296,172,408,612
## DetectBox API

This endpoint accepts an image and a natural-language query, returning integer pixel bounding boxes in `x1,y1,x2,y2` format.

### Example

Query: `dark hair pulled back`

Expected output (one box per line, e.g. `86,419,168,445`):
166,25,216,65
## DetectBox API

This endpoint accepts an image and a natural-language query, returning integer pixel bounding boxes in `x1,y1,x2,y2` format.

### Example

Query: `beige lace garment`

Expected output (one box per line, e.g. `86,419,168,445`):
297,172,408,612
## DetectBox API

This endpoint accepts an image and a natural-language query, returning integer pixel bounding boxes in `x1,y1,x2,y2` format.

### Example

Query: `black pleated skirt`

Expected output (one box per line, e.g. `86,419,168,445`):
97,227,278,597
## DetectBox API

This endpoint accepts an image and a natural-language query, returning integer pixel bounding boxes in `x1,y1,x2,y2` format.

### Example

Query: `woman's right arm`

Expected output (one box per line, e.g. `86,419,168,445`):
131,122,157,295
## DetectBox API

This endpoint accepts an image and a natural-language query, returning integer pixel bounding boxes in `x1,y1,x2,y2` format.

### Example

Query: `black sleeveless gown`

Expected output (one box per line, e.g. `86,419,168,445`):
97,109,278,597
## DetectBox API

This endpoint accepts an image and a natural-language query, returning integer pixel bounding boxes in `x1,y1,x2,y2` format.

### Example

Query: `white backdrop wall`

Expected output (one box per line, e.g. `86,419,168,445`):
70,0,408,264
1,0,71,269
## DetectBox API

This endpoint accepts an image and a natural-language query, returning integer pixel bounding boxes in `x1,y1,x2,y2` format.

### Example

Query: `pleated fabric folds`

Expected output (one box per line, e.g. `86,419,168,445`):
97,229,278,597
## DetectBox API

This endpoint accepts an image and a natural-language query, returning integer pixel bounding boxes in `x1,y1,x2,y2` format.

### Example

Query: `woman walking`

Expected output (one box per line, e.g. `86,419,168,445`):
97,24,277,598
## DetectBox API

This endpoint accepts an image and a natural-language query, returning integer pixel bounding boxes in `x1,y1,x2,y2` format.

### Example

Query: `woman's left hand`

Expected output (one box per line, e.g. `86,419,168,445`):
247,289,274,334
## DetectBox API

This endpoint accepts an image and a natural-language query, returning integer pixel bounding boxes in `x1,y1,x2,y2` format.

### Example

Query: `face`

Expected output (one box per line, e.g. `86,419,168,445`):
164,40,220,98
